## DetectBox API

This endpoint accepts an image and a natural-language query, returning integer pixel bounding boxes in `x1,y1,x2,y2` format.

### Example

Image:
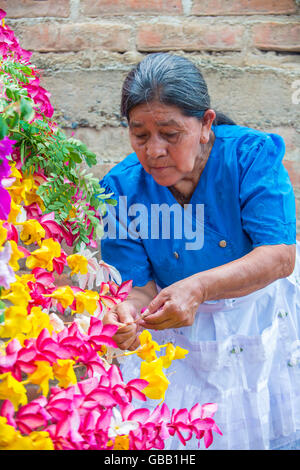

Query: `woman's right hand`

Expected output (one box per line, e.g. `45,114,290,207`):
102,281,158,351
103,300,141,351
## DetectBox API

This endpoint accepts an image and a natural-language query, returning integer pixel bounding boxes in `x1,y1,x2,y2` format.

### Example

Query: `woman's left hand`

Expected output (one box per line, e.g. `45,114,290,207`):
137,277,204,330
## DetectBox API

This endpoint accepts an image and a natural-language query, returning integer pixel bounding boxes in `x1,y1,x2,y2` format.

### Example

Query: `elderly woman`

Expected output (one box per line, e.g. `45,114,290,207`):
100,53,300,450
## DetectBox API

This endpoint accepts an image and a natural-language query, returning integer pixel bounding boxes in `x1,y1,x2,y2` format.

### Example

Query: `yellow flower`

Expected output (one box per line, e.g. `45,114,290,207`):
1,281,31,307
27,306,54,338
7,199,22,224
7,171,44,208
0,416,20,448
26,238,61,271
0,222,7,247
113,435,130,450
135,330,161,362
53,359,77,388
17,273,36,289
161,343,189,369
25,431,54,450
74,290,99,315
67,254,88,275
8,240,25,271
0,305,31,338
6,166,23,205
0,419,54,450
0,372,27,410
25,361,54,397
44,285,74,309
21,175,42,207
19,219,46,246
67,206,77,219
140,358,170,402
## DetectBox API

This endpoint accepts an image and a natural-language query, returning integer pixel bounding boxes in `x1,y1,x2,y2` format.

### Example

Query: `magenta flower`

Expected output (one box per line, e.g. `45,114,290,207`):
15,397,51,434
0,11,32,62
2,222,18,243
0,137,15,220
0,185,11,221
189,402,223,448
39,212,75,247
24,202,43,220
87,316,118,349
0,137,16,162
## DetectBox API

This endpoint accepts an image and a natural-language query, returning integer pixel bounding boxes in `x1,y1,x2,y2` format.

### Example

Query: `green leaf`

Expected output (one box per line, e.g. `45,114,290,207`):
20,97,35,122
0,115,8,139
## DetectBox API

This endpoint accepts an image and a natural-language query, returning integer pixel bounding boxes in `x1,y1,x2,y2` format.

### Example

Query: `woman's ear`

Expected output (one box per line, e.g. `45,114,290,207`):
200,109,216,143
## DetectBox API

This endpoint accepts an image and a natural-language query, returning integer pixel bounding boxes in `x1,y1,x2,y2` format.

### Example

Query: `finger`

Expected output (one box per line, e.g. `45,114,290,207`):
127,336,140,351
143,293,166,317
118,333,139,351
116,324,137,339
116,304,137,324
142,316,186,330
138,305,170,326
102,308,120,326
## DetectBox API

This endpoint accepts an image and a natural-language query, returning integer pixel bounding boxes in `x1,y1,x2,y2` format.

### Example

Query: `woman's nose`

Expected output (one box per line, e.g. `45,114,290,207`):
145,135,167,159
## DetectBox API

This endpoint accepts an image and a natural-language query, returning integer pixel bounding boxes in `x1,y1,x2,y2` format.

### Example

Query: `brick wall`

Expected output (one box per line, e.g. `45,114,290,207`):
1,0,300,231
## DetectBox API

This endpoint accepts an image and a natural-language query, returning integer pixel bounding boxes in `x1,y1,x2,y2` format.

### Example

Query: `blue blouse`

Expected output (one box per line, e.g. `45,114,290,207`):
100,125,296,288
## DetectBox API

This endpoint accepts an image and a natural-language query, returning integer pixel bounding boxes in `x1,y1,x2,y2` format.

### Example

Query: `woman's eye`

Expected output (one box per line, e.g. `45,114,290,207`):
164,132,178,139
135,134,147,139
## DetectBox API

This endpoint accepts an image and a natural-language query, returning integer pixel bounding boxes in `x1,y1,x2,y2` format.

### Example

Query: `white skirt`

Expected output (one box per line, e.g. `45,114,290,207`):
121,243,300,450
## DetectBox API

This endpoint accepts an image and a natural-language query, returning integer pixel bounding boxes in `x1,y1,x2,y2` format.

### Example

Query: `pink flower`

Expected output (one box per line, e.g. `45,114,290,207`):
87,317,118,350
15,396,51,434
2,222,19,243
24,78,54,119
0,138,15,220
189,402,223,448
52,248,67,275
0,12,32,62
39,212,75,247
24,202,43,220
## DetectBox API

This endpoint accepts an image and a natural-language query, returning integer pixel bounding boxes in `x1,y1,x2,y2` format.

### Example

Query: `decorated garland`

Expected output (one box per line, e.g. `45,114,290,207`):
0,10,221,450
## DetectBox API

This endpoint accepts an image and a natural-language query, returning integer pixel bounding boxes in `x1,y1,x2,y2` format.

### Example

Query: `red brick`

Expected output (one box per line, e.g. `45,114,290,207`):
82,0,182,15
137,22,244,52
192,0,297,16
0,0,70,18
16,22,132,52
252,22,300,52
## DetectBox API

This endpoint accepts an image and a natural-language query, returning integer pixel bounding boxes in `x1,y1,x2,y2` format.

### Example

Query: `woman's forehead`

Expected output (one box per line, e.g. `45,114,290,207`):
128,101,187,126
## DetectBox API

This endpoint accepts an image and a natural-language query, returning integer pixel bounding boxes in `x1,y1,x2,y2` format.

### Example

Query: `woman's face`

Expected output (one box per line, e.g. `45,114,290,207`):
128,101,215,188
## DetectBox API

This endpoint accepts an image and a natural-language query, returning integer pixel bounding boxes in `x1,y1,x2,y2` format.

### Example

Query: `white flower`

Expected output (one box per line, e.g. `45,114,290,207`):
73,314,91,334
49,313,65,332
15,206,27,223
74,243,122,290
108,407,139,438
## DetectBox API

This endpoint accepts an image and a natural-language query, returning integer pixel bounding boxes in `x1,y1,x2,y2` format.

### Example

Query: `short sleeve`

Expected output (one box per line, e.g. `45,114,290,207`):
99,177,154,287
238,132,296,247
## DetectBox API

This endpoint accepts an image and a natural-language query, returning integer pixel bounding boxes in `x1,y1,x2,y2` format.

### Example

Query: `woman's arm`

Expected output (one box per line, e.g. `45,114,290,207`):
139,244,296,331
198,244,296,301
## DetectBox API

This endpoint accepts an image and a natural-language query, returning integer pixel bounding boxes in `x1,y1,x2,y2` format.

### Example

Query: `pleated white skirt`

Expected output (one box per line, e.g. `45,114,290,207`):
121,243,300,450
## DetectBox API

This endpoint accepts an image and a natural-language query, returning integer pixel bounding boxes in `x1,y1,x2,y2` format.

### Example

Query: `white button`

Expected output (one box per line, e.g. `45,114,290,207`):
173,251,179,259
219,240,227,248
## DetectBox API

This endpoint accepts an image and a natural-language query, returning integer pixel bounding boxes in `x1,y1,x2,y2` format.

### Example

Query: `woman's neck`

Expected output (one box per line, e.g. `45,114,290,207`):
169,131,215,206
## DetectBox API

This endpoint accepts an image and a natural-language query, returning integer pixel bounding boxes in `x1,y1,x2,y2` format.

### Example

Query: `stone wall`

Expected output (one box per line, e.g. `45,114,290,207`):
1,0,300,229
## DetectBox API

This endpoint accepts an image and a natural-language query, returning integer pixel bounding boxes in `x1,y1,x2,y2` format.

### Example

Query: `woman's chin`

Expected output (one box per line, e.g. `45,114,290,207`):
149,167,179,187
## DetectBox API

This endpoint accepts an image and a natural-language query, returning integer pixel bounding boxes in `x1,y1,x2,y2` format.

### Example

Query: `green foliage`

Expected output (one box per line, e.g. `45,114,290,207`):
0,57,115,251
